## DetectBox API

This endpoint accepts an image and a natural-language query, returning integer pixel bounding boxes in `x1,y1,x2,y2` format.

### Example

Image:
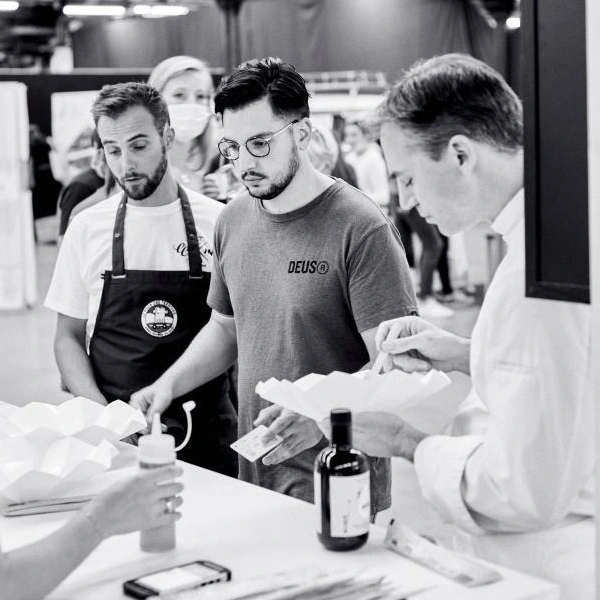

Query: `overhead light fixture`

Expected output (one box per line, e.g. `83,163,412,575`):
63,4,126,16
0,1,19,11
506,15,520,29
133,4,189,17
505,0,521,30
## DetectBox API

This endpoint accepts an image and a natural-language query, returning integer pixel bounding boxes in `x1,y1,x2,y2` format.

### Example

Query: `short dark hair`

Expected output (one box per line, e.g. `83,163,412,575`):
381,53,522,159
214,57,310,120
91,82,170,135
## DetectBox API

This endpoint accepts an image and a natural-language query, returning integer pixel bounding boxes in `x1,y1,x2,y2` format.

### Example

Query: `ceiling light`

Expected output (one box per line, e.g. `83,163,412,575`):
63,4,126,16
505,15,520,30
133,4,189,17
505,0,521,30
0,1,19,11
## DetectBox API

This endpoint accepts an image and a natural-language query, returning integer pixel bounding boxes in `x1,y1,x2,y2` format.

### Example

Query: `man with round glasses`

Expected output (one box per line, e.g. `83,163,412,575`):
131,58,416,513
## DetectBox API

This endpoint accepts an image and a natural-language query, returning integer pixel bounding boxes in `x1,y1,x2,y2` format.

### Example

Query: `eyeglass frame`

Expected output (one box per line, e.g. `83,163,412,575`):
217,119,301,160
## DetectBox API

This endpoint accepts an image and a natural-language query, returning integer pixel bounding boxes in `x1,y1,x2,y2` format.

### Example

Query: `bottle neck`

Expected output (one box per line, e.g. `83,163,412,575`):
331,423,352,448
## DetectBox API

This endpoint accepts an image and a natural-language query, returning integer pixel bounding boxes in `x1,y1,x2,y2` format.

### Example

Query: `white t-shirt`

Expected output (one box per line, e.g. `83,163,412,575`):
45,187,223,342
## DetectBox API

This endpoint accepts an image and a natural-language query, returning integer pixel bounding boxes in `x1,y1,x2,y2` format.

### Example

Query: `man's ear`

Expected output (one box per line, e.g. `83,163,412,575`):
296,118,312,150
163,124,175,149
447,134,477,173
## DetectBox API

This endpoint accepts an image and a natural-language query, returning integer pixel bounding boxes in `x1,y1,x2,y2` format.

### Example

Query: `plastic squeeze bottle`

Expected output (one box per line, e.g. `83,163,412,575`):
138,413,176,552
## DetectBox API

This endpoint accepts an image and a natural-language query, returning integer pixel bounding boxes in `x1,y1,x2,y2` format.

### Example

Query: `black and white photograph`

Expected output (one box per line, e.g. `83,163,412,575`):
0,1,598,598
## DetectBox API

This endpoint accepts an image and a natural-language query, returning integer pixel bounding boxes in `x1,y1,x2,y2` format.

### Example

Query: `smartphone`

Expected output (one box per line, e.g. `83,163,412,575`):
123,560,231,598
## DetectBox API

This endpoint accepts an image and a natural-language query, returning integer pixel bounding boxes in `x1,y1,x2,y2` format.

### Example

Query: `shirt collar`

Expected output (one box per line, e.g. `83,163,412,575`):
491,188,524,238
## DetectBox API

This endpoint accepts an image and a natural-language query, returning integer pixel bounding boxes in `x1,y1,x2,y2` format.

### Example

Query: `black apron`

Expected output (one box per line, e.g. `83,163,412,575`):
89,186,237,476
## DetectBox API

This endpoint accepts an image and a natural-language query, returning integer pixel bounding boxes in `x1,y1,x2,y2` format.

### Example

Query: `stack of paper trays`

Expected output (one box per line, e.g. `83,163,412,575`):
0,437,118,503
0,397,146,504
0,396,146,445
256,369,454,434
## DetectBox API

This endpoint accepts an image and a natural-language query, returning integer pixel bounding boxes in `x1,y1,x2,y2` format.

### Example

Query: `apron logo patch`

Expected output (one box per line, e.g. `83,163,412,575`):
141,300,178,338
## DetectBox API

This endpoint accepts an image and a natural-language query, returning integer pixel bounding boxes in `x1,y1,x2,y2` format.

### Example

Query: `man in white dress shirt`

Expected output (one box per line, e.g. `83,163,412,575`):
349,54,594,598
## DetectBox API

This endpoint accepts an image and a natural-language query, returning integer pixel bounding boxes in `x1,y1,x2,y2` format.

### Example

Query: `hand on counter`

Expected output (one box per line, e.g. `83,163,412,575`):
375,315,471,375
255,405,324,466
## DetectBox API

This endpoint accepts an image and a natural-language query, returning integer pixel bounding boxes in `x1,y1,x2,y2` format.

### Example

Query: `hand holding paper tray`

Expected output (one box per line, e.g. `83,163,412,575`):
0,396,146,445
255,369,455,434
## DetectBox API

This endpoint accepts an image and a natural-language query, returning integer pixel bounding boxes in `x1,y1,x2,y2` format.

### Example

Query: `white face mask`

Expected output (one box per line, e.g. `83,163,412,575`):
168,103,212,143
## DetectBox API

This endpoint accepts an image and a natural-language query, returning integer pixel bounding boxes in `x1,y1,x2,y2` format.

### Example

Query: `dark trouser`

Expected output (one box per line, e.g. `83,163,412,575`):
403,208,443,298
437,233,453,295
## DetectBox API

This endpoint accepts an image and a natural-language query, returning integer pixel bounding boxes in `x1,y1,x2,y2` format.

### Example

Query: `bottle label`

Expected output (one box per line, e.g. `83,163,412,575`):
329,471,370,537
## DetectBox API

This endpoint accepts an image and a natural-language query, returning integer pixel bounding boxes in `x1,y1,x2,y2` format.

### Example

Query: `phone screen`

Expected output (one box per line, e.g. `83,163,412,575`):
136,563,224,594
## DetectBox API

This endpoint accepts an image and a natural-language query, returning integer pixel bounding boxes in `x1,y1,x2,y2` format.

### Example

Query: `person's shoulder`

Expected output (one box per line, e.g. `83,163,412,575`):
217,191,254,223
68,192,121,230
184,186,224,222
327,179,388,222
66,168,103,190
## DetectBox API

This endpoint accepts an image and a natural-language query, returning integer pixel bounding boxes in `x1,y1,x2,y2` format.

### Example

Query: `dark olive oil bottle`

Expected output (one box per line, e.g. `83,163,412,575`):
315,409,370,551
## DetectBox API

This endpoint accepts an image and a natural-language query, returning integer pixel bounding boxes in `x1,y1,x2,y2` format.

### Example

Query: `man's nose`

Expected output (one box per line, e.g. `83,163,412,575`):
236,145,258,172
120,149,137,173
398,186,418,211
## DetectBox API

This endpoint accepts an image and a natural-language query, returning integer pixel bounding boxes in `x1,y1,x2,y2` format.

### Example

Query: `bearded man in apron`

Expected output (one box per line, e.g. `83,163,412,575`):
45,82,237,476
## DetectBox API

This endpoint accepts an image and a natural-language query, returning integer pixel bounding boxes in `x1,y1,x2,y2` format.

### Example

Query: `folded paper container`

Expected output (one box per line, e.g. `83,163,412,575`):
256,369,457,435
0,397,146,504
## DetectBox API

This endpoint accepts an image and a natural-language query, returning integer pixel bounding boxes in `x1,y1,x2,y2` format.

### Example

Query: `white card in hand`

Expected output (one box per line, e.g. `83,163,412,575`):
230,425,283,462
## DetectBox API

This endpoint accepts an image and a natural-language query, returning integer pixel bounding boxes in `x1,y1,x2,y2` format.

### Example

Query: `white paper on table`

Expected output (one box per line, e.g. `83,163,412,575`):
256,369,456,434
0,436,119,503
0,396,146,445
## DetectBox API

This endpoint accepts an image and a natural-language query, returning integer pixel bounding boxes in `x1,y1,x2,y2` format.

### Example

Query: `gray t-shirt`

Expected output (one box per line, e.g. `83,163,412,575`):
208,179,417,511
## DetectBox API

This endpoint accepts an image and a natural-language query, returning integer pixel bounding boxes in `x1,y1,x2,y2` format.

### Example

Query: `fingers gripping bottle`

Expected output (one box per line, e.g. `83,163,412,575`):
315,409,371,551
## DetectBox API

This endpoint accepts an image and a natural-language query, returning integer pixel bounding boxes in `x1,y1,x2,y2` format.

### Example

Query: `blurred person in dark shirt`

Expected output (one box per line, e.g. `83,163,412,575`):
57,129,104,240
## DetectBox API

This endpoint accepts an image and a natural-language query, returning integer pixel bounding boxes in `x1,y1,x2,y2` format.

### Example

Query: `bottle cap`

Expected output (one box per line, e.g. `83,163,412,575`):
138,414,176,465
330,408,352,446
330,408,352,426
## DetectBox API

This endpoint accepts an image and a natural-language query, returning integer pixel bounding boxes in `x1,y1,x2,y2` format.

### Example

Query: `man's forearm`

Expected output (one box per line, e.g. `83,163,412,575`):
55,336,106,404
159,317,237,399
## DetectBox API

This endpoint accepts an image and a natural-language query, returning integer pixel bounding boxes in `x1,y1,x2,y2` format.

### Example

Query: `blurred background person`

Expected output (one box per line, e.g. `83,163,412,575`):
29,123,62,240
148,55,239,202
0,465,182,600
69,170,120,224
56,129,105,243
306,124,357,186
344,118,390,213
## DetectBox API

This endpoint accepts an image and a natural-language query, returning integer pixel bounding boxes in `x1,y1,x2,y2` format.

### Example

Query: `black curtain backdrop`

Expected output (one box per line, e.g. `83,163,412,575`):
72,0,508,80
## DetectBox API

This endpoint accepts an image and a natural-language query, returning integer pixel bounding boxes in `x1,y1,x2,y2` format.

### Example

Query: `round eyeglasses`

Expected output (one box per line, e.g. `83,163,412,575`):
217,119,300,160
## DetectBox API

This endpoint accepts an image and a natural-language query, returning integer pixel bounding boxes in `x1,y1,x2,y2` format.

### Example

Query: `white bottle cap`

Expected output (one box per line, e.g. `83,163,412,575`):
138,414,176,465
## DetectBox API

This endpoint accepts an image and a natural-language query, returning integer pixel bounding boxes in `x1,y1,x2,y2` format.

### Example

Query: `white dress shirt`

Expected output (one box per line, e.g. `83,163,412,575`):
413,190,594,597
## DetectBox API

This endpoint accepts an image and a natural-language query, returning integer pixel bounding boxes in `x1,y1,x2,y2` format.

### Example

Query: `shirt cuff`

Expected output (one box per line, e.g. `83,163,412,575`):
414,435,486,535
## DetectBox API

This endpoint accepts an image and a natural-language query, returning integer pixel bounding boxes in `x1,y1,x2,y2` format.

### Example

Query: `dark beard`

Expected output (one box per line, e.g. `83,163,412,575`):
116,147,168,200
246,147,300,200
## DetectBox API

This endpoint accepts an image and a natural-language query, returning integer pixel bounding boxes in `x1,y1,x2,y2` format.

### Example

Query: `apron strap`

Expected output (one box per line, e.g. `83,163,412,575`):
111,185,204,279
178,185,204,278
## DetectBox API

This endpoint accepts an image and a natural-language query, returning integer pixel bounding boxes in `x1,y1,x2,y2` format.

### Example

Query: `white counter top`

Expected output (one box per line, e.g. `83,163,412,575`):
0,462,559,599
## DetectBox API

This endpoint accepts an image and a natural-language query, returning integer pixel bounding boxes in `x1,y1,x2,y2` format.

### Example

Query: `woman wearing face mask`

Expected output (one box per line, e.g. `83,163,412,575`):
148,56,227,198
